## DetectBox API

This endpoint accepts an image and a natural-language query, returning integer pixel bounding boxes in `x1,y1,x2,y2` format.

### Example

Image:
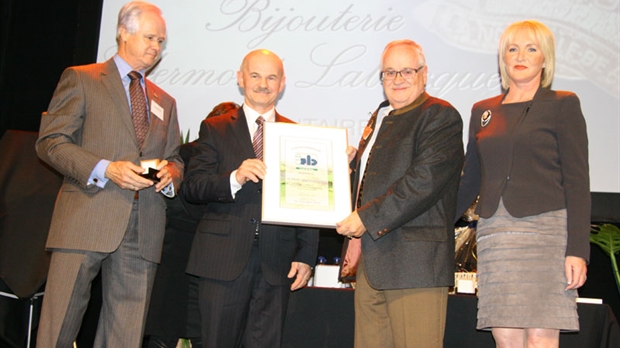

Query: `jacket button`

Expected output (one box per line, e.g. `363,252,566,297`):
257,188,262,194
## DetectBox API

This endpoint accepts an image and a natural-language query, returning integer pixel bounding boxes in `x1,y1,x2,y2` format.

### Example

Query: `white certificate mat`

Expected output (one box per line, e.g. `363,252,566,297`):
262,122,351,228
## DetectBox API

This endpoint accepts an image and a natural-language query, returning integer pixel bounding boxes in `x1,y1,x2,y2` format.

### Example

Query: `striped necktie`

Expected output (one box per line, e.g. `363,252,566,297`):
253,116,265,160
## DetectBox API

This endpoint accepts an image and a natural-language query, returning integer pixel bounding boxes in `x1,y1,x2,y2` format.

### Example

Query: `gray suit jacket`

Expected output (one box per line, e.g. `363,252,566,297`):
36,58,183,263
356,93,463,290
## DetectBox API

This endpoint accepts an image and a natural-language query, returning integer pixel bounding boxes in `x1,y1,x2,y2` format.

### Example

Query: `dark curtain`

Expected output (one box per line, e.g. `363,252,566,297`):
0,0,103,138
0,2,103,346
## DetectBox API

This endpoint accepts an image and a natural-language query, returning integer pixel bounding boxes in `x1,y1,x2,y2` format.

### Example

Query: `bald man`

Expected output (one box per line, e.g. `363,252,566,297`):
180,50,318,348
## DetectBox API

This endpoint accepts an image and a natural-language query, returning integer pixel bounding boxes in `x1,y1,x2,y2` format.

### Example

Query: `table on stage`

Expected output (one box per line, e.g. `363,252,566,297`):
282,287,620,348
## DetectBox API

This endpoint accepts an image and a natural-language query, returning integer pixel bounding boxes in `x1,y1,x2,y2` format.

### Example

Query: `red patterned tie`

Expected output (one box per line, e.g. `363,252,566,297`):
253,116,265,160
128,71,149,148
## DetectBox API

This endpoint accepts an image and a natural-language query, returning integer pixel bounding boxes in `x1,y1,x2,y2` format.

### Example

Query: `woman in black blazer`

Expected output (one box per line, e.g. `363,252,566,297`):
456,20,590,348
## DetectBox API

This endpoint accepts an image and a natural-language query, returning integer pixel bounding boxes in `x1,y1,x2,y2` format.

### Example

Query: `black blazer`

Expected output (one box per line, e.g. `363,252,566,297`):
181,108,318,285
456,87,590,261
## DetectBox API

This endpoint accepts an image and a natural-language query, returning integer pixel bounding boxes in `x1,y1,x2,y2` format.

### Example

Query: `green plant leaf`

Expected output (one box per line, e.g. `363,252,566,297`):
590,223,620,295
180,129,191,144
590,224,620,257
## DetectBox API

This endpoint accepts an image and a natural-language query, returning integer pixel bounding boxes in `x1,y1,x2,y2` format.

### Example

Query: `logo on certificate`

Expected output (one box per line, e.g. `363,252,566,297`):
298,154,318,166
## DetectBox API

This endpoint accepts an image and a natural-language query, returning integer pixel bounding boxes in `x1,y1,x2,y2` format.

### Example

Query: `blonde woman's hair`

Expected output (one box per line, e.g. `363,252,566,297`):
498,20,555,89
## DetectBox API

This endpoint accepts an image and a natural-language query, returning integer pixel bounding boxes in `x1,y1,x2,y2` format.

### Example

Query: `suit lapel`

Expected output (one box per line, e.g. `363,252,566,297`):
101,59,138,147
356,110,377,171
231,108,256,159
230,109,288,160
144,80,161,147
274,112,289,123
349,110,377,198
357,115,375,159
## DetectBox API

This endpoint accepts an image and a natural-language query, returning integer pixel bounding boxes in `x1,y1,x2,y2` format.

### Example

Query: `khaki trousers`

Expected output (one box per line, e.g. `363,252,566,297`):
354,258,448,348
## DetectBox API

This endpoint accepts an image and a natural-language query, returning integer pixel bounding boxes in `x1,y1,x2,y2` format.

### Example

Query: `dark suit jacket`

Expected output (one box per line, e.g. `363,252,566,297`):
181,108,318,286
145,141,204,338
456,87,590,261
355,92,463,290
35,58,183,263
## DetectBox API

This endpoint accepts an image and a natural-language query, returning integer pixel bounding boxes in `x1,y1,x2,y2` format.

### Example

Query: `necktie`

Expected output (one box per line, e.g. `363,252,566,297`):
253,116,265,160
128,71,149,148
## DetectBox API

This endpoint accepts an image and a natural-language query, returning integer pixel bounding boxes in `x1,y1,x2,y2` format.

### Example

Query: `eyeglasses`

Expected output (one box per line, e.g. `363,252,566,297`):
380,66,425,81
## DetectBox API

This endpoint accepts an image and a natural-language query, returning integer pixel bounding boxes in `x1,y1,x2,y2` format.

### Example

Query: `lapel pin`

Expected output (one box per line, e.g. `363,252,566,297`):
481,110,492,127
362,112,375,141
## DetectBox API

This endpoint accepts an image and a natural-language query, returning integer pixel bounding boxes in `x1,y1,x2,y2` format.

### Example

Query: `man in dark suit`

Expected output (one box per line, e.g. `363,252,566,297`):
35,2,183,347
336,39,463,347
180,49,318,348
144,101,239,348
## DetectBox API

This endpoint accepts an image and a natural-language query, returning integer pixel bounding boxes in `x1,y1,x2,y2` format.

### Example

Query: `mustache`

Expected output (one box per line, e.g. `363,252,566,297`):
253,87,271,93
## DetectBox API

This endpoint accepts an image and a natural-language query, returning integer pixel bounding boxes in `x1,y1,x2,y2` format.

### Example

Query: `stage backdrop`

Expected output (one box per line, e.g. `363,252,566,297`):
97,0,619,193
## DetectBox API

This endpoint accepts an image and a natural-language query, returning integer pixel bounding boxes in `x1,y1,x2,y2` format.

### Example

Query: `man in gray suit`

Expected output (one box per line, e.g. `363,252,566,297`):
35,2,183,347
337,39,463,347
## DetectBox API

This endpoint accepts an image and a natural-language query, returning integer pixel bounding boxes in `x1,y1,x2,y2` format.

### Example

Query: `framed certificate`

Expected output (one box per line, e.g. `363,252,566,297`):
261,122,351,228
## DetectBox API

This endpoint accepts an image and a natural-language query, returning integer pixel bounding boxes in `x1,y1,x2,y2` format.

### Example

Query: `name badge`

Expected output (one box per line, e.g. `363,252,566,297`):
151,100,164,121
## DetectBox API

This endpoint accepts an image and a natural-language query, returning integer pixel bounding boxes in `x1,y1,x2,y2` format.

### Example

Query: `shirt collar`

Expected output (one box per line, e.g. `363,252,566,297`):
391,92,429,116
378,105,394,118
113,54,146,80
242,104,276,123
